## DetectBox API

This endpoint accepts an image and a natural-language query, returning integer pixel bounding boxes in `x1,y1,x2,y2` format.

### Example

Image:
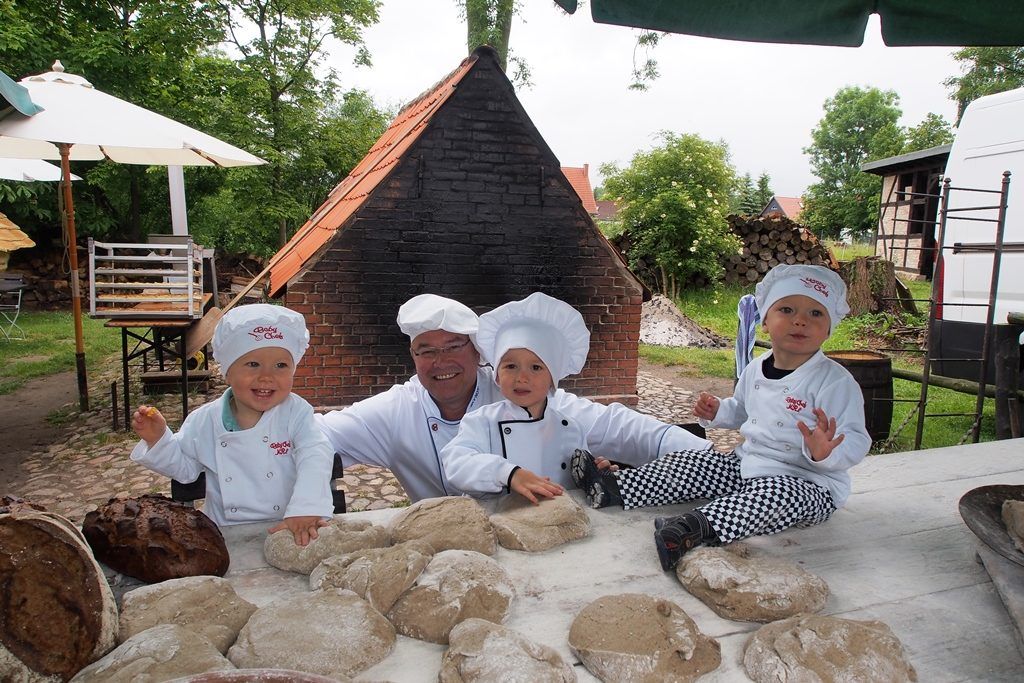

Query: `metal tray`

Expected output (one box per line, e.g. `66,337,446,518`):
958,484,1024,567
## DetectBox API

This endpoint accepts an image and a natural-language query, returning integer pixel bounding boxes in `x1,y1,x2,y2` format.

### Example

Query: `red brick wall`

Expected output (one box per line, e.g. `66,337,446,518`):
285,56,642,409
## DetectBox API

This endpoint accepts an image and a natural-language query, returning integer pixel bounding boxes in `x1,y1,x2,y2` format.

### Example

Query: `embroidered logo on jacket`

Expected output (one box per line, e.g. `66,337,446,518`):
785,396,807,412
249,325,284,341
800,277,830,298
270,440,291,456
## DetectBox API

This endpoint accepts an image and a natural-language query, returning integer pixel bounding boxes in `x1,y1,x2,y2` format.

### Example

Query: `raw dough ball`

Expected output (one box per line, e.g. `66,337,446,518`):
1002,499,1024,553
490,494,590,552
0,509,118,681
387,549,515,644
69,624,233,682
309,539,434,613
568,593,721,682
744,613,918,682
440,617,576,682
81,495,229,583
264,516,389,574
228,588,394,678
119,575,257,653
389,497,496,555
677,544,829,622
166,670,349,683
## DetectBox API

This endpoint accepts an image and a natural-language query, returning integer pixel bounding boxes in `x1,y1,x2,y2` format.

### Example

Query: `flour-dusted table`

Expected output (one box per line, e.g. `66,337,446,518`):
218,439,1024,682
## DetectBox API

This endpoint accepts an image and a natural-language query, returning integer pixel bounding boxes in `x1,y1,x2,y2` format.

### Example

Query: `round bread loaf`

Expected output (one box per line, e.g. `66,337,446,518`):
81,495,229,583
0,509,118,680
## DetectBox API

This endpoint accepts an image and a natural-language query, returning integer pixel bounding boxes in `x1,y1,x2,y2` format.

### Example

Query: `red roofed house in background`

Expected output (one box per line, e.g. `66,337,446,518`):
561,164,598,215
760,195,804,221
267,46,646,409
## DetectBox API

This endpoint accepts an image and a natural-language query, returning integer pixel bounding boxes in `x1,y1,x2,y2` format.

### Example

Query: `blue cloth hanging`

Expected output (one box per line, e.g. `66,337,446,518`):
735,294,760,379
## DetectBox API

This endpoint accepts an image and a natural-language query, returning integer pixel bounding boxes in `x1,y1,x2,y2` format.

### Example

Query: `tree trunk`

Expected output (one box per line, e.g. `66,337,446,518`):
839,256,916,317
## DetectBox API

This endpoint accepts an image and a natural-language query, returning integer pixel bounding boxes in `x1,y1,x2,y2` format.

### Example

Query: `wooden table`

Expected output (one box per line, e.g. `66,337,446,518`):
213,439,1024,682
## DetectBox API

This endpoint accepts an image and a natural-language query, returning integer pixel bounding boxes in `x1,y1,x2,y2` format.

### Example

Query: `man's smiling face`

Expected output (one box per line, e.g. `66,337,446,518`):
411,329,481,420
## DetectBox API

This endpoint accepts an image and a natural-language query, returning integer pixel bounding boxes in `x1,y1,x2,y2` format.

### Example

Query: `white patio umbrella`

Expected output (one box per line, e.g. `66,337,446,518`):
0,60,265,410
0,158,80,182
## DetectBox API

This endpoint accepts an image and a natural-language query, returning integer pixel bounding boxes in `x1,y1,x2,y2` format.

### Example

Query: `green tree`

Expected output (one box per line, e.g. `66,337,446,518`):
731,173,758,215
802,86,905,241
945,47,1024,122
460,0,530,85
904,113,954,152
602,132,739,298
755,172,773,209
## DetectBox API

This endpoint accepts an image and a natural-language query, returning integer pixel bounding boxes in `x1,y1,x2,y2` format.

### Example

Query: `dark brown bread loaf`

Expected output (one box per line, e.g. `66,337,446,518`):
0,509,118,680
82,495,229,583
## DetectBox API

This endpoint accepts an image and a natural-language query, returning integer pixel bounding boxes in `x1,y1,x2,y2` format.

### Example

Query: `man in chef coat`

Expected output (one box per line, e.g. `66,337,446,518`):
315,293,713,501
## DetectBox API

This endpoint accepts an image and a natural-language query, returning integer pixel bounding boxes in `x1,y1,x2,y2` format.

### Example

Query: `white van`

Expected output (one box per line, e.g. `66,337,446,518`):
931,86,1024,383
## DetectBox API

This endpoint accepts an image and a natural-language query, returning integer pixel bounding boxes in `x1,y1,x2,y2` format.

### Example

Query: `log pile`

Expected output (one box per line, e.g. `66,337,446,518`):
724,214,837,285
5,247,83,310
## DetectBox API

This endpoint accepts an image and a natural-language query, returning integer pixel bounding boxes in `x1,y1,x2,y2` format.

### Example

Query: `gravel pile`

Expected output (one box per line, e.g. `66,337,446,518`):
640,295,730,349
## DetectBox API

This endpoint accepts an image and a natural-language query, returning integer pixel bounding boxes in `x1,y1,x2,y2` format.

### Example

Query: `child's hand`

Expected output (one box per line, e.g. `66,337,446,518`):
594,456,619,473
694,392,720,421
510,468,563,505
798,408,846,462
268,516,330,546
132,405,166,447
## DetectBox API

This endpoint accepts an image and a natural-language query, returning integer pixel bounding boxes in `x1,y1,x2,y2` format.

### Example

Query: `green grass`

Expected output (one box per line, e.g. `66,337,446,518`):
0,311,122,395
645,276,998,452
825,240,876,261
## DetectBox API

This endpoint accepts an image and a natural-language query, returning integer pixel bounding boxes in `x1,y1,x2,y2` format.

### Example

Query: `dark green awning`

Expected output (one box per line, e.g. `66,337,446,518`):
553,1,1024,47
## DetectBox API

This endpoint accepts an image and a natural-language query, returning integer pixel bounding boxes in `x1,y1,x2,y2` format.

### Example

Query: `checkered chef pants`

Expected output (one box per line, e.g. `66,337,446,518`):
616,448,836,544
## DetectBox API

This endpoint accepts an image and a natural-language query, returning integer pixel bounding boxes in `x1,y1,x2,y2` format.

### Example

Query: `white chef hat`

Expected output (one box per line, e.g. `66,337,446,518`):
397,294,479,342
212,303,310,375
477,292,590,388
754,264,850,334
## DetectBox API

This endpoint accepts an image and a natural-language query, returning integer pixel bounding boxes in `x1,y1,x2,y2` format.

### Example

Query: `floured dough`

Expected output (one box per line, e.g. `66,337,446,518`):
744,613,918,682
228,588,394,678
1002,499,1024,553
387,549,515,644
263,517,389,574
118,575,257,653
677,544,829,622
568,593,721,682
389,497,496,555
69,624,233,682
0,509,119,682
440,617,576,682
489,494,590,552
309,539,434,613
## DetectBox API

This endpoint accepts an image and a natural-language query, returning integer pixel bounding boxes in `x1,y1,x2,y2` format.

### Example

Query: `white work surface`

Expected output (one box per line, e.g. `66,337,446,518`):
219,440,1024,682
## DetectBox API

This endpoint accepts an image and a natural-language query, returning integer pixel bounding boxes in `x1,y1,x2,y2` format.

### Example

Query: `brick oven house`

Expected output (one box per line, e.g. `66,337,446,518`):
267,46,647,409
861,143,951,280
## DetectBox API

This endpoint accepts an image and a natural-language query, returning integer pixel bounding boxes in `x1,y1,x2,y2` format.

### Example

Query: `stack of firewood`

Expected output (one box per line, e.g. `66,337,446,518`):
724,214,837,284
6,248,82,310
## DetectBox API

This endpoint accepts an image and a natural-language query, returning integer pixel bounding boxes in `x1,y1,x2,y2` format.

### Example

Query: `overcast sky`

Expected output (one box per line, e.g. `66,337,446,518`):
328,1,965,197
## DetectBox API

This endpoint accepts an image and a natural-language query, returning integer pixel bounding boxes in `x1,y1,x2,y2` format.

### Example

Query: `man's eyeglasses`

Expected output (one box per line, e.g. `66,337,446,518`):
412,339,472,361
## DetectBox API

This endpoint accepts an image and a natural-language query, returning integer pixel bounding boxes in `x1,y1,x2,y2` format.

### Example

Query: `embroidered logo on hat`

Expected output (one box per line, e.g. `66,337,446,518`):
801,277,830,298
248,325,284,341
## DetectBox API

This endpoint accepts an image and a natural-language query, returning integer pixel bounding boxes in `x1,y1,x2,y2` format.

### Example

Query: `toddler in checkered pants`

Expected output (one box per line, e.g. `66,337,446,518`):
571,264,871,570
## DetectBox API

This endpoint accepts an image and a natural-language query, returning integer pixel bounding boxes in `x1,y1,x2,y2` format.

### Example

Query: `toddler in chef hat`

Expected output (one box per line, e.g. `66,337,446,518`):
131,304,335,546
440,292,593,503
573,264,871,571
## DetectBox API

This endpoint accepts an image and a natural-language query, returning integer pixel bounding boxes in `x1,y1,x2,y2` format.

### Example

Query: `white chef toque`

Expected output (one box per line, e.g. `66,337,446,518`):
477,292,590,388
397,294,479,342
212,303,310,374
754,264,850,334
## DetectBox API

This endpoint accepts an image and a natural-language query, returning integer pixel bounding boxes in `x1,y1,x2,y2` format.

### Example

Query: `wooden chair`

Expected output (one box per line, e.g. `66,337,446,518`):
170,453,347,514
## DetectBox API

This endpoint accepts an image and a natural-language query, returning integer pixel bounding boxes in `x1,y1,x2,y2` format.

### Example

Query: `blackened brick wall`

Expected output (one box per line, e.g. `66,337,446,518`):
285,54,643,408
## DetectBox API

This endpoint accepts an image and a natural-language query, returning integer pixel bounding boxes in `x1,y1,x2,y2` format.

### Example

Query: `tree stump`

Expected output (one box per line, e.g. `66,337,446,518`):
839,256,916,317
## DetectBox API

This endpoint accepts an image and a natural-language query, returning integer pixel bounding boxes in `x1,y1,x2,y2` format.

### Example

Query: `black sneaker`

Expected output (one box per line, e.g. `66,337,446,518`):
653,516,703,571
570,449,622,509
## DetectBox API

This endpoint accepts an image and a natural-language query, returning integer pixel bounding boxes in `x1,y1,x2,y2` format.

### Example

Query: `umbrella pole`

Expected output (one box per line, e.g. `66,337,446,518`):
59,143,88,411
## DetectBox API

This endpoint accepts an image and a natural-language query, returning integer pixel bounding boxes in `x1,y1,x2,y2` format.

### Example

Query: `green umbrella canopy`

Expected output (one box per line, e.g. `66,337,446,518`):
553,0,1024,47
0,69,44,116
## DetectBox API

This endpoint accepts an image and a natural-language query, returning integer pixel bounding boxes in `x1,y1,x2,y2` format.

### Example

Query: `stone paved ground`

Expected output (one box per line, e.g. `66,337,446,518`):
9,368,741,524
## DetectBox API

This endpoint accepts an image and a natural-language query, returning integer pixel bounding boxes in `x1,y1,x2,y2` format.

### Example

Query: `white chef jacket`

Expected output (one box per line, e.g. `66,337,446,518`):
441,391,714,496
699,350,870,507
316,367,503,502
131,393,334,527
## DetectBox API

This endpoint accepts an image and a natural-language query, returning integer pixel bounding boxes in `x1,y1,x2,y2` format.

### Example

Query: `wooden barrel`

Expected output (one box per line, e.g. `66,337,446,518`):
825,350,894,443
